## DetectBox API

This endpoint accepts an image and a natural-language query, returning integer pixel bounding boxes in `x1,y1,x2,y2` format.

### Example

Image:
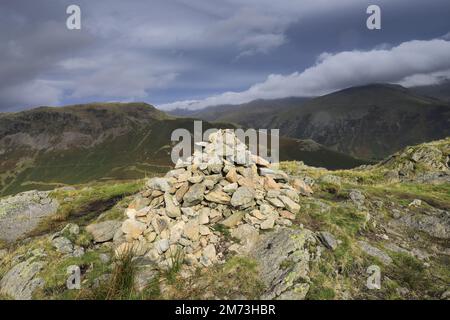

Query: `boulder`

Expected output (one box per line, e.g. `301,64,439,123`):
86,220,122,243
0,191,59,243
252,228,316,300
0,258,46,300
318,231,338,250
52,237,74,254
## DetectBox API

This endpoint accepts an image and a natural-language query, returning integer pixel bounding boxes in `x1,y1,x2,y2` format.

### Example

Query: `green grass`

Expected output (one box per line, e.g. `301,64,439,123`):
35,250,108,299
363,183,450,209
163,256,265,299
163,247,185,284
28,180,143,237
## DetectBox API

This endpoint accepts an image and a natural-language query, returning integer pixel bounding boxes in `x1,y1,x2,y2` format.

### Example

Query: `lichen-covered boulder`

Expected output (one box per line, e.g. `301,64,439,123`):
251,228,318,300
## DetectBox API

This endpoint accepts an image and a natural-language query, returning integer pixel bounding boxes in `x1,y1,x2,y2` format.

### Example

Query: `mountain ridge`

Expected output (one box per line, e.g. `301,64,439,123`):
185,84,450,159
0,102,366,196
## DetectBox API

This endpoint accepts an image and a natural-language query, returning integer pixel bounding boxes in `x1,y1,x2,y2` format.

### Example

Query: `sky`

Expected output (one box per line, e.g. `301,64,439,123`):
1,0,450,112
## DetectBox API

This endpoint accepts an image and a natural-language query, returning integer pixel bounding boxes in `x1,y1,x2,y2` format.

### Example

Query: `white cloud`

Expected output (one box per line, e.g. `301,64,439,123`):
398,69,450,87
159,38,450,110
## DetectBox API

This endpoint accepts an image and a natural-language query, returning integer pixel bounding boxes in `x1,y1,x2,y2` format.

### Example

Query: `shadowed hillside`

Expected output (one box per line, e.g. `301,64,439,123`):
188,84,450,159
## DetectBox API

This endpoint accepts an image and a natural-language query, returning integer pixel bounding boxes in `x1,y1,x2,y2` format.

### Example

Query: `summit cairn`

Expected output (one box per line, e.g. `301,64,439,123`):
114,129,310,269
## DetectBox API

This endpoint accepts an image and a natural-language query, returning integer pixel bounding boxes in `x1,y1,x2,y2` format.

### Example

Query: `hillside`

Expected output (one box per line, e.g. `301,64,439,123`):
190,84,450,159
0,103,226,196
169,97,310,128
0,136,448,300
0,103,366,196
412,80,450,102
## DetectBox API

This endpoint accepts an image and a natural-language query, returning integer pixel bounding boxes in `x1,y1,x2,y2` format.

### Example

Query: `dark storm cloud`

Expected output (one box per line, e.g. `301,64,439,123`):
0,0,449,111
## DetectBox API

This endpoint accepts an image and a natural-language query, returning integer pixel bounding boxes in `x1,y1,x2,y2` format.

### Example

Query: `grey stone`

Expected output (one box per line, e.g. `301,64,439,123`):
349,190,365,208
156,239,170,254
223,183,238,194
99,253,111,264
278,195,300,213
202,244,217,262
230,186,255,207
318,231,338,250
188,175,204,184
258,168,289,182
72,246,85,257
164,193,181,218
252,228,316,300
134,267,158,292
0,258,46,300
147,177,171,192
358,241,392,265
395,209,450,239
231,224,260,254
52,237,74,254
86,220,122,243
61,223,80,236
0,190,59,243
183,183,206,206
260,217,275,230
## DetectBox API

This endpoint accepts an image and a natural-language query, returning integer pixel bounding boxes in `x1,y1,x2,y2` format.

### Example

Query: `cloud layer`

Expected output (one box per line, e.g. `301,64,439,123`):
159,38,450,110
1,0,450,111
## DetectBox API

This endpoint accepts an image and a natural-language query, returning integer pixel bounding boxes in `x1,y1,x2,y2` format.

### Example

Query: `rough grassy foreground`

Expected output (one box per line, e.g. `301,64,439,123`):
0,138,449,300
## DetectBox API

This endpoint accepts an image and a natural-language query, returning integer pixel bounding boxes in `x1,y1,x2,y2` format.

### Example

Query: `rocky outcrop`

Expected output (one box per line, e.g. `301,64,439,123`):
376,138,450,183
391,207,450,239
252,228,318,300
0,258,46,300
0,191,59,243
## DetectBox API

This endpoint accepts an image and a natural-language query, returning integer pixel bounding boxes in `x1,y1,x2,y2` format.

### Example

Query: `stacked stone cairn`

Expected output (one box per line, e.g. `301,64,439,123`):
114,129,313,270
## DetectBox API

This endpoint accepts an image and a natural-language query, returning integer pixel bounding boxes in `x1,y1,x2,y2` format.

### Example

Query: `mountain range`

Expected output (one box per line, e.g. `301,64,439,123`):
171,84,450,159
0,102,366,196
1,83,449,196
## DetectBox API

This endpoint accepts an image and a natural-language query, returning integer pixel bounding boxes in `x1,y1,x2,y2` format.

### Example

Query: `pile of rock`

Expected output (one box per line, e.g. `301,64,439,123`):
114,129,313,269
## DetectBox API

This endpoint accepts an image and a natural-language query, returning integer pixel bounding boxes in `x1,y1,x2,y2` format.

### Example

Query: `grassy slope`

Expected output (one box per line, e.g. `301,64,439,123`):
0,138,448,300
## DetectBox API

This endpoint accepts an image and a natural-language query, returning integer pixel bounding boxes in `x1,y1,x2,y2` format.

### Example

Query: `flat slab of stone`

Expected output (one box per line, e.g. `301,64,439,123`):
0,191,59,243
86,220,122,243
251,228,316,300
0,258,46,300
358,241,392,265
